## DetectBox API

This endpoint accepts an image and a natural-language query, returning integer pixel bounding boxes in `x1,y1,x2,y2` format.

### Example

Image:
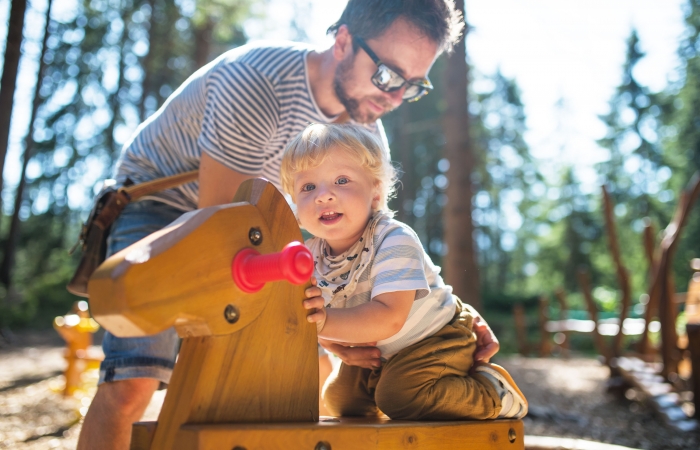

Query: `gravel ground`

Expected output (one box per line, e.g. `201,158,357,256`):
497,356,699,450
1,330,698,449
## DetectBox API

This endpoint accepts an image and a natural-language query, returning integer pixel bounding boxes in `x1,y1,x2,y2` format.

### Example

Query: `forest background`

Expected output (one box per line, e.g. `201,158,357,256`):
0,0,698,354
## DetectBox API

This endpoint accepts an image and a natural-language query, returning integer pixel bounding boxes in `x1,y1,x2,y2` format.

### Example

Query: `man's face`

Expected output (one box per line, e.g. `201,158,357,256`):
333,19,440,124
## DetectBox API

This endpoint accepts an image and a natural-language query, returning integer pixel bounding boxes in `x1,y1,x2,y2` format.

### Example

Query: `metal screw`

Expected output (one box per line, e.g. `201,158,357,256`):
314,441,331,450
249,227,263,245
224,304,240,324
508,427,517,443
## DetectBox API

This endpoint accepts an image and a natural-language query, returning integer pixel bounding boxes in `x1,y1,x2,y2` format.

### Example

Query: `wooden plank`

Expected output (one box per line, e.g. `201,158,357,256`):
174,418,524,450
614,356,697,431
131,422,157,450
545,318,660,336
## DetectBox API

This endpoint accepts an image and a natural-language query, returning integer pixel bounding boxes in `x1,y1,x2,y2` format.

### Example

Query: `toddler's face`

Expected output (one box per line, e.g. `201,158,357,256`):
293,148,380,256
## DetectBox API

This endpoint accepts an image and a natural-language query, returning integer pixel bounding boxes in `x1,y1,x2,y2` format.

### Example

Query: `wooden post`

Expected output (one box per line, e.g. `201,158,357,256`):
638,218,657,358
686,260,700,419
554,288,570,356
513,303,529,356
577,269,610,365
601,186,632,359
538,295,551,357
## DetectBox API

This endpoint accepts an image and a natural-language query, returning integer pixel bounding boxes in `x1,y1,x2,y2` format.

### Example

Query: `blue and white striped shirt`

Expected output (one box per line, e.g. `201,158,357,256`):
114,41,387,211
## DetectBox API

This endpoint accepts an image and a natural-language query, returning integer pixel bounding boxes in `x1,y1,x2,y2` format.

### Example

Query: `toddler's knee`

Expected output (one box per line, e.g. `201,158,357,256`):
323,383,354,416
375,386,423,420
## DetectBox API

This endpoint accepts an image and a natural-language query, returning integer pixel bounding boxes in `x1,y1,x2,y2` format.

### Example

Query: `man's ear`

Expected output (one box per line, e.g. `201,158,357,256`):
333,24,354,61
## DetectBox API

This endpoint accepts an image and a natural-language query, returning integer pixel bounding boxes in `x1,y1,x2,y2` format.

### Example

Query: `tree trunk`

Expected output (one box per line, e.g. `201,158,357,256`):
105,6,129,161
441,1,480,310
395,106,413,223
193,17,214,70
0,0,53,288
139,0,156,121
0,0,28,210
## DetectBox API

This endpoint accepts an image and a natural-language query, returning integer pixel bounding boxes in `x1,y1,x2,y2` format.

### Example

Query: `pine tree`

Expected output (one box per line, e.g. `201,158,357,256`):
469,70,545,297
595,29,672,299
0,0,28,213
664,0,700,275
0,0,257,326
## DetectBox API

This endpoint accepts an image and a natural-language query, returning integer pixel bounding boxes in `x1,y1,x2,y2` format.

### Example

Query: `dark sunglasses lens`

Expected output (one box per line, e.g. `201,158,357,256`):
404,85,428,101
376,68,394,88
373,66,405,91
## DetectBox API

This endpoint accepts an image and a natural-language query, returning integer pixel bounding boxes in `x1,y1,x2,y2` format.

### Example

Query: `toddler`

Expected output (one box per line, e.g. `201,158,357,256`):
280,123,527,421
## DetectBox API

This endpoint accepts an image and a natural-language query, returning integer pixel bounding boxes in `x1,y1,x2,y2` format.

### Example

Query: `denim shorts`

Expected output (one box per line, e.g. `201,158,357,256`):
98,200,186,386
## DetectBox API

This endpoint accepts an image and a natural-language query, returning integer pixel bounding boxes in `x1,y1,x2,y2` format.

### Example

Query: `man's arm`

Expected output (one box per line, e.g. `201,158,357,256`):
322,311,500,369
198,152,253,208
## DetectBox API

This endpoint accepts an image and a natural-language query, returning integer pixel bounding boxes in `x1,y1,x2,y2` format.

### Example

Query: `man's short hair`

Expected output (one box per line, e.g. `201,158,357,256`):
327,0,464,54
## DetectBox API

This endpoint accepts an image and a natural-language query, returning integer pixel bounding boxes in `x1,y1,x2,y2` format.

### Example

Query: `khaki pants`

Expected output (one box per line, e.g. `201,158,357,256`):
323,300,501,420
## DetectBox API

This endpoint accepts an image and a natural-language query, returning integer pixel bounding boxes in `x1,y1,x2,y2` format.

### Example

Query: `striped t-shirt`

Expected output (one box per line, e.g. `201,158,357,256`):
307,215,457,359
114,41,387,211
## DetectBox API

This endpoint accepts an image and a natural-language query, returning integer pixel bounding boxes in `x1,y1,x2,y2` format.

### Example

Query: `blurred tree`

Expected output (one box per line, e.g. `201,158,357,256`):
0,0,54,289
595,29,672,300
470,71,545,298
0,0,257,327
540,168,602,294
0,0,28,213
664,0,700,277
442,0,480,310
596,30,669,221
384,57,446,267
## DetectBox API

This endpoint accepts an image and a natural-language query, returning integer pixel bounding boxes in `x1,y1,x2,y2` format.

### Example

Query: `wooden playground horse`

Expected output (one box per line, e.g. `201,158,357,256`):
88,178,524,450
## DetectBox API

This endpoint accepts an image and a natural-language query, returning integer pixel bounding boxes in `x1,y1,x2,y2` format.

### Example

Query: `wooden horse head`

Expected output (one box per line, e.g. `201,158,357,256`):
88,178,318,449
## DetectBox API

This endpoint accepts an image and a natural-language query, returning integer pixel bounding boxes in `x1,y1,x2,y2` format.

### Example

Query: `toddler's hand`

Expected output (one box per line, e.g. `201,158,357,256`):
304,277,327,332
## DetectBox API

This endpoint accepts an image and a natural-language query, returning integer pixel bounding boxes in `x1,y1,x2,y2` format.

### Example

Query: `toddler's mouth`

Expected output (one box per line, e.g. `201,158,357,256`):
320,211,342,221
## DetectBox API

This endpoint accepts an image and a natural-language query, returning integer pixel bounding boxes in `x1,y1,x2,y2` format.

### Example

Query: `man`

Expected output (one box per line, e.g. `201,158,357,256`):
77,1,499,448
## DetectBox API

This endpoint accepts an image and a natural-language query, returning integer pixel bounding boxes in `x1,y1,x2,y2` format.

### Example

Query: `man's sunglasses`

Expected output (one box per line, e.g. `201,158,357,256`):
354,36,433,103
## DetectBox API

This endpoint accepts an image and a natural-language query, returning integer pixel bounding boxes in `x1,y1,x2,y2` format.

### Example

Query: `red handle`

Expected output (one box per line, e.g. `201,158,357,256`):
231,241,313,293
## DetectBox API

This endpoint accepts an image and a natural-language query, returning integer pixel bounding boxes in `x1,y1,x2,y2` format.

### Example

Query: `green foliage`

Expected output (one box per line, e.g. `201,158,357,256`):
0,0,255,329
2,0,699,343
383,56,449,264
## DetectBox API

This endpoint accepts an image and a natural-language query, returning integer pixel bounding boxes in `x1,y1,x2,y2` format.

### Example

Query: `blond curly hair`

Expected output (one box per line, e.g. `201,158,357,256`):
280,123,397,214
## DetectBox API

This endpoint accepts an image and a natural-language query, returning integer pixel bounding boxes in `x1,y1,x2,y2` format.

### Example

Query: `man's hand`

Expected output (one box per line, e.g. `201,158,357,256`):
472,312,500,362
318,338,382,369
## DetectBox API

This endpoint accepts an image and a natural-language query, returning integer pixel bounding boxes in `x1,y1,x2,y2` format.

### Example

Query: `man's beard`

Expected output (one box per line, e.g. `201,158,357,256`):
333,59,393,124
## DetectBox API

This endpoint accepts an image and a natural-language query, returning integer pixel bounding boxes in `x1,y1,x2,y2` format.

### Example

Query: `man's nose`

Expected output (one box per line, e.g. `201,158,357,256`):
385,87,405,109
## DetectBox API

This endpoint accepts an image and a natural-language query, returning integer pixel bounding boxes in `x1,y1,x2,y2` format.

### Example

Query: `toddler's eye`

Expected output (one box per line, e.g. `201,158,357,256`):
336,177,349,185
301,183,315,192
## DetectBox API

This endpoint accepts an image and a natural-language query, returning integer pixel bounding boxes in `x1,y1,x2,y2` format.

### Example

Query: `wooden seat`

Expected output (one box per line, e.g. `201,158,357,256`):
88,179,525,450
131,417,523,450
